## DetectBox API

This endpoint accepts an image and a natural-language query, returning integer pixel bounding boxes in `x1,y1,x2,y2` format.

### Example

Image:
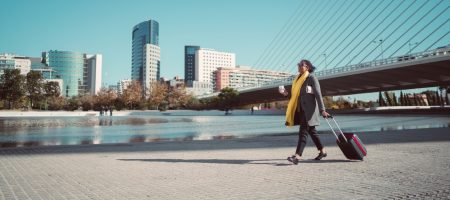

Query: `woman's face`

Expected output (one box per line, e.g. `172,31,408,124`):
298,62,308,74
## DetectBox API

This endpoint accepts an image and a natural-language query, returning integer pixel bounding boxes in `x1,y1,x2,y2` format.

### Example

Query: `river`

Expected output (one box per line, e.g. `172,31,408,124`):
0,110,449,148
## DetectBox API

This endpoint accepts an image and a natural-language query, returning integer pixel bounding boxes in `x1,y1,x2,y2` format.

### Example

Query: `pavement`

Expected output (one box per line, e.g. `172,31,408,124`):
0,127,449,200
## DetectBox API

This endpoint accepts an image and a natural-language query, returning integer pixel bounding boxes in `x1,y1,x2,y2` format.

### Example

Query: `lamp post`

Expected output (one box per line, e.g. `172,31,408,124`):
321,53,327,67
408,42,418,54
372,39,384,60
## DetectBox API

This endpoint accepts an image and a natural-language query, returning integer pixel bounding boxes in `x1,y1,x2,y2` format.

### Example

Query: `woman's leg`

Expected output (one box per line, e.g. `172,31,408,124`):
295,125,308,157
308,126,327,160
307,126,324,151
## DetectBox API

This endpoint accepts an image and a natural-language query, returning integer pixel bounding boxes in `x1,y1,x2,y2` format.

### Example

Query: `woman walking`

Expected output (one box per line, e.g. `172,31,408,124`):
279,59,330,165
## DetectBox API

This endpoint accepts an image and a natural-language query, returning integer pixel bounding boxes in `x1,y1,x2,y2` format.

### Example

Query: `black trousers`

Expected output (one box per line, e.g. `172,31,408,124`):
295,111,324,156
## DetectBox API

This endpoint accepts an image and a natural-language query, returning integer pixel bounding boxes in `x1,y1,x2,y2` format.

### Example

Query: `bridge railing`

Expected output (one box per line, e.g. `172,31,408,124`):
243,46,450,90
315,46,450,77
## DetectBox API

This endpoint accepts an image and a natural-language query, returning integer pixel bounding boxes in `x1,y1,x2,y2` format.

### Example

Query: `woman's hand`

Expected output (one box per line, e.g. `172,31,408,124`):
279,90,288,96
278,86,288,97
321,111,330,118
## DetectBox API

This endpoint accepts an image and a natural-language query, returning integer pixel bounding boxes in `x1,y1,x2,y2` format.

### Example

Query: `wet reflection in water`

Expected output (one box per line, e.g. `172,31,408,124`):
0,113,448,148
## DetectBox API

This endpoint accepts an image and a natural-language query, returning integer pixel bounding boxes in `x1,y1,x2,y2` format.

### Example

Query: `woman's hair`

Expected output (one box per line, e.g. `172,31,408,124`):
300,59,316,72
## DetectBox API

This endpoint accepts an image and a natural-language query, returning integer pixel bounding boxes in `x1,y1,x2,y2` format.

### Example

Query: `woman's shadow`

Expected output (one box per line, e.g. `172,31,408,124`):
117,158,354,166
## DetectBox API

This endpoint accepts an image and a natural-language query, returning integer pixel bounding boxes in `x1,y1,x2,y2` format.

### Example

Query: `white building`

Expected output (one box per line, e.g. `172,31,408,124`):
0,53,31,75
117,79,132,95
143,44,160,94
195,48,235,94
86,54,102,95
214,65,293,92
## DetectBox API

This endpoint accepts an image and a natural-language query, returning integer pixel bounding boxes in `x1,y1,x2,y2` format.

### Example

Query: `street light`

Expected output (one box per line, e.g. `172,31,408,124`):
408,42,418,54
372,39,384,60
321,53,328,67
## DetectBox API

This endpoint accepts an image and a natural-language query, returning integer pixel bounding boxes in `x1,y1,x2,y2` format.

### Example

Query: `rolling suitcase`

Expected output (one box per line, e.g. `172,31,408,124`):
325,116,367,160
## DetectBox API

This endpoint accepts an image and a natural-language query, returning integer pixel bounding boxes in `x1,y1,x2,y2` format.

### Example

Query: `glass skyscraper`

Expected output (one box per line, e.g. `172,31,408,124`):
184,45,200,87
131,19,160,93
42,50,102,97
43,50,85,97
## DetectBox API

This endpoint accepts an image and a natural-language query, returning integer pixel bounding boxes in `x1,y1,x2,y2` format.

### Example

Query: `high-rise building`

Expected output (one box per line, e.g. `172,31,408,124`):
42,50,102,97
0,53,31,75
131,19,160,94
184,45,200,87
214,66,293,92
85,54,102,95
195,48,235,94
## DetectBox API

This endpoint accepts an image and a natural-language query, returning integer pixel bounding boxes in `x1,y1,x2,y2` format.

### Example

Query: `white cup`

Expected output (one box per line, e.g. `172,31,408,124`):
278,85,285,93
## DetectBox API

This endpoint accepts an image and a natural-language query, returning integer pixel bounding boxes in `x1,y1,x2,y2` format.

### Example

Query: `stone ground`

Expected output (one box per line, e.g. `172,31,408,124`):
0,127,449,200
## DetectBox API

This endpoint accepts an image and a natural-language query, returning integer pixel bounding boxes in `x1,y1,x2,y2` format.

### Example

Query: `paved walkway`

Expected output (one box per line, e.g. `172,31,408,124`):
0,128,449,200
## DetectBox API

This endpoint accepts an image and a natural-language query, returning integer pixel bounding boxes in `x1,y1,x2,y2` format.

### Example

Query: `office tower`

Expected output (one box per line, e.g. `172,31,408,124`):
184,45,200,87
195,48,235,94
131,19,160,94
0,53,31,75
42,50,102,97
85,54,102,95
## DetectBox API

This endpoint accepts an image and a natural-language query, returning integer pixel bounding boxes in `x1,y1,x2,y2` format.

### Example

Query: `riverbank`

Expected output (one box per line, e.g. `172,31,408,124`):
1,106,449,117
0,127,449,199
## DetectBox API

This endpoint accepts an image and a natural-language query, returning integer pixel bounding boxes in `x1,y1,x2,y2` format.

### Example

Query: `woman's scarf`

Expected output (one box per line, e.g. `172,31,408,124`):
285,71,309,126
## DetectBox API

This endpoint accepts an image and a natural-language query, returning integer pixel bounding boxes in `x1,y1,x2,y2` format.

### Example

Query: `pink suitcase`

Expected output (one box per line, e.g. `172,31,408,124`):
325,116,367,160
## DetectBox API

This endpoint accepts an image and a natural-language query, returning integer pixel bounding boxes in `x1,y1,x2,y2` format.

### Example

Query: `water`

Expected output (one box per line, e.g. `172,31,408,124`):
0,110,449,148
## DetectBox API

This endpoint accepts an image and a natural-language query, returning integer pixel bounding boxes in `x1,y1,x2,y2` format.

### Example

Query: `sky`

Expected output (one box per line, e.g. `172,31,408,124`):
1,0,448,101
0,0,298,84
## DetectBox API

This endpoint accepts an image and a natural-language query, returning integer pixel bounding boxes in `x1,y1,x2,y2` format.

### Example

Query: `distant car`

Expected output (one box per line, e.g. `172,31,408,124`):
397,55,415,62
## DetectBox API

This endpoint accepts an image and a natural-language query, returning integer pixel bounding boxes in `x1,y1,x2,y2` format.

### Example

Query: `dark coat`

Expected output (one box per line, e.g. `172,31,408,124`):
291,74,326,126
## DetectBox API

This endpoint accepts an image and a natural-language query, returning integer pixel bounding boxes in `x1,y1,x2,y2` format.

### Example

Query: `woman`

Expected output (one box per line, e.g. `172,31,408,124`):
280,59,330,165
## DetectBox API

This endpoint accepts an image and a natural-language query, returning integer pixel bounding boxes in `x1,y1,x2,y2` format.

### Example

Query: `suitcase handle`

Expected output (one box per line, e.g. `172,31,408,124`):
324,115,348,143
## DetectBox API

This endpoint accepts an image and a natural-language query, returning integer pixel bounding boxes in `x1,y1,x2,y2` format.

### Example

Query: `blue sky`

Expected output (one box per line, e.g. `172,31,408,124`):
1,0,448,101
1,0,297,84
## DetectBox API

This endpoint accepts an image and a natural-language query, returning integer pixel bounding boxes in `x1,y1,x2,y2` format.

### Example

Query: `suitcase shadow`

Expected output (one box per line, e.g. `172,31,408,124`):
298,159,359,163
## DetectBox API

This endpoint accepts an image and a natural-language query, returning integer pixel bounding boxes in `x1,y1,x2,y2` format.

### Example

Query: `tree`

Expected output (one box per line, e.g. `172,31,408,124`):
167,86,190,109
44,81,60,97
95,88,118,111
47,96,65,110
0,69,26,109
26,71,44,109
392,93,398,106
435,90,441,106
122,81,142,110
148,81,168,110
80,94,95,111
64,96,80,111
323,96,334,109
43,81,61,110
399,91,404,106
217,87,239,113
378,91,385,106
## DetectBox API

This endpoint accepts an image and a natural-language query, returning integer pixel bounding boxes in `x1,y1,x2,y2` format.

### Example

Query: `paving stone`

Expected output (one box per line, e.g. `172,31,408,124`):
0,128,449,199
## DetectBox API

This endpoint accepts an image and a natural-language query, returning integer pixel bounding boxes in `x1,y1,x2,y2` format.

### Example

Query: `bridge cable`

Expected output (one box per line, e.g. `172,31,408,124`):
370,1,446,61
273,0,356,74
252,1,305,70
349,0,431,65
311,0,389,70
285,0,365,74
387,6,449,58
255,1,315,71
423,30,450,52
267,0,343,74
265,0,340,74
332,0,413,67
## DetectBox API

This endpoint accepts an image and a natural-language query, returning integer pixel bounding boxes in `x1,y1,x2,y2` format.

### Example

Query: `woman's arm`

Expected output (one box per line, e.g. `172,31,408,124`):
311,75,329,117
